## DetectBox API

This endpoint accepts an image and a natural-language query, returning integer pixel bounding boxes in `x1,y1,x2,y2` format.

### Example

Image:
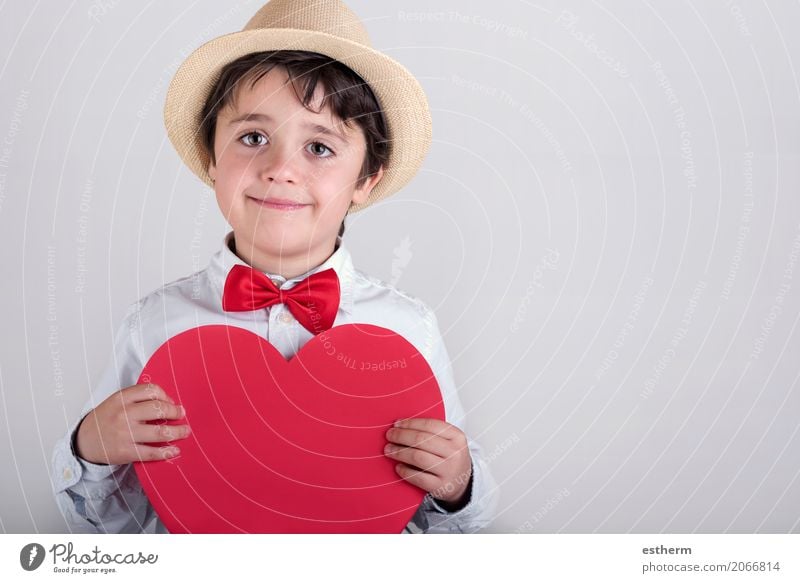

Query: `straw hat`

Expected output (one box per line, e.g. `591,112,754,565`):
163,0,432,213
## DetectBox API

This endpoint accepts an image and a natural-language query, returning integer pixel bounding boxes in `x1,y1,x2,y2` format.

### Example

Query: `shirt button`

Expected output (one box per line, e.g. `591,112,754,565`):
62,467,73,481
280,312,293,324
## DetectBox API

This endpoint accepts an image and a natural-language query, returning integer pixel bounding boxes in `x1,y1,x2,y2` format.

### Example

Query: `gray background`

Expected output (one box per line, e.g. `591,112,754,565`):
1,0,798,533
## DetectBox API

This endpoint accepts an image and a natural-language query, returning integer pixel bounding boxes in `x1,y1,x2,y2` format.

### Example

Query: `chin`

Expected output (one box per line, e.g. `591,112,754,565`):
264,231,325,253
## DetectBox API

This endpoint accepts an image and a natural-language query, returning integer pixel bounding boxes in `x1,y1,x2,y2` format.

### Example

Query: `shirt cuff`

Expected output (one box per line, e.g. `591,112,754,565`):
52,417,123,499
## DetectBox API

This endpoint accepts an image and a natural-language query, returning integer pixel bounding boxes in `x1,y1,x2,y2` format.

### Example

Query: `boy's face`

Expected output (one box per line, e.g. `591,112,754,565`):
208,67,383,271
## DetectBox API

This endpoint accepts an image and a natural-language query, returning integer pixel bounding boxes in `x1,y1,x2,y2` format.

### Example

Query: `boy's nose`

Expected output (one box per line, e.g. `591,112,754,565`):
259,143,301,184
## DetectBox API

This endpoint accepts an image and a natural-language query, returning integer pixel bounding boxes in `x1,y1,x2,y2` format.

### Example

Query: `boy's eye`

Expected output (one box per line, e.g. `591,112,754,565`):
239,131,267,147
307,142,334,158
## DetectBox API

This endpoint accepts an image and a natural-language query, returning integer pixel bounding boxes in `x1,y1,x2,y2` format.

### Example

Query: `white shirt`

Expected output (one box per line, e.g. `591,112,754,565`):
51,232,498,533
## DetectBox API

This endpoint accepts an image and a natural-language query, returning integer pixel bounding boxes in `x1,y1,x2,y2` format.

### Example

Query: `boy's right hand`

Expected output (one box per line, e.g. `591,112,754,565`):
75,384,190,465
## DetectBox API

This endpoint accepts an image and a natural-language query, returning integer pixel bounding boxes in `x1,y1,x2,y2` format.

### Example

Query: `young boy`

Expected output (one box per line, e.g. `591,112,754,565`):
51,0,498,533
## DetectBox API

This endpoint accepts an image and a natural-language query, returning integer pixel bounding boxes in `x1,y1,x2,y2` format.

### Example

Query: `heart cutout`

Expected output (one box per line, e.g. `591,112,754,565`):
133,324,444,533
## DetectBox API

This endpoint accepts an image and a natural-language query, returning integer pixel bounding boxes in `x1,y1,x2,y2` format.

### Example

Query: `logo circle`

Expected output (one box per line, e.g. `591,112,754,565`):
19,543,46,571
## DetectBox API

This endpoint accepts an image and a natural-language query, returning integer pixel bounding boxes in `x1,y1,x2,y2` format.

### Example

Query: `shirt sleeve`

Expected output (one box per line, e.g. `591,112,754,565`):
50,301,159,533
407,307,499,533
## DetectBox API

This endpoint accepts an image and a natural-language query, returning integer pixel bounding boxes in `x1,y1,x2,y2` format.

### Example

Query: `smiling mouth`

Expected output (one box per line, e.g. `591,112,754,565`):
248,196,310,211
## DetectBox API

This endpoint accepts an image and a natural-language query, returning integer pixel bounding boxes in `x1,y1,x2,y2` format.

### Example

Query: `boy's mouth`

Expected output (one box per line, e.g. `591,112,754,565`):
247,196,310,211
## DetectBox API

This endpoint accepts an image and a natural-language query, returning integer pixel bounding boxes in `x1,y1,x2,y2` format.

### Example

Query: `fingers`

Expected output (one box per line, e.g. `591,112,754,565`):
385,426,452,458
121,383,175,406
110,393,190,446
128,399,190,444
80,385,187,465
393,417,461,440
384,443,446,476
83,421,185,465
394,463,440,492
387,418,474,502
134,420,192,445
130,399,185,423
129,442,182,463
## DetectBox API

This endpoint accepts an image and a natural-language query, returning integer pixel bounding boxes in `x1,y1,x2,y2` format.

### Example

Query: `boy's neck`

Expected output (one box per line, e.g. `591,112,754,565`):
229,236,338,281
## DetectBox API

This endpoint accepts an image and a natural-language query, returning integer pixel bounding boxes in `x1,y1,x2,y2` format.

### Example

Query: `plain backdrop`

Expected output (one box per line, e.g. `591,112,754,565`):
0,0,799,534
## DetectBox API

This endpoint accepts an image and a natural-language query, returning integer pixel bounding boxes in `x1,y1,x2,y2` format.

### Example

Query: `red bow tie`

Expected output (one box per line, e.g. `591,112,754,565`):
222,265,340,335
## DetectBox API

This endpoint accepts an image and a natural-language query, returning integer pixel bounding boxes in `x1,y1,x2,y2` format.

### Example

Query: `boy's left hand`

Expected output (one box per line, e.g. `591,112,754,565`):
384,418,473,509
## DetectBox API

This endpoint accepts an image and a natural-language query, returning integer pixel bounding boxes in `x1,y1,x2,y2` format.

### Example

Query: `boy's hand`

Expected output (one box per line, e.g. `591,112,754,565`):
384,418,473,509
75,384,191,465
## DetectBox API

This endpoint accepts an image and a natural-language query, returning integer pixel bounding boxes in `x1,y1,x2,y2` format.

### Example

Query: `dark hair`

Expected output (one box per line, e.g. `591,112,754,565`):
199,50,390,237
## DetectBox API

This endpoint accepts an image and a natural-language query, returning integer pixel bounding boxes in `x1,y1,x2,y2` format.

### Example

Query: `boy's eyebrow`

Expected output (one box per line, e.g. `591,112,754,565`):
227,112,349,143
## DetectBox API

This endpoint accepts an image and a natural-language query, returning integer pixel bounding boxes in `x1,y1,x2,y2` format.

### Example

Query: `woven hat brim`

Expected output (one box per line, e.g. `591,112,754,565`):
164,28,432,213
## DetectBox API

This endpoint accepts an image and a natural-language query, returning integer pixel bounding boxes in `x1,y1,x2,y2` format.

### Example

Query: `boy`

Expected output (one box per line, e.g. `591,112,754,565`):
51,0,498,533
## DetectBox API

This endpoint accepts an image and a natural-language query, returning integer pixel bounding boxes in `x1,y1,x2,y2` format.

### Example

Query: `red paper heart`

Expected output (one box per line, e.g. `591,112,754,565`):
133,324,444,533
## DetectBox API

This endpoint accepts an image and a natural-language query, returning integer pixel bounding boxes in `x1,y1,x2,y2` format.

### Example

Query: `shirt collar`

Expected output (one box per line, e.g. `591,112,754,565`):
208,231,355,315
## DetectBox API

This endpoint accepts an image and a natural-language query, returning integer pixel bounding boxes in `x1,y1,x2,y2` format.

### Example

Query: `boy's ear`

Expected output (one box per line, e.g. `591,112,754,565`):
352,165,384,205
208,158,216,183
